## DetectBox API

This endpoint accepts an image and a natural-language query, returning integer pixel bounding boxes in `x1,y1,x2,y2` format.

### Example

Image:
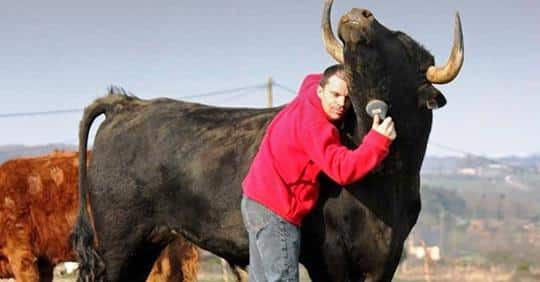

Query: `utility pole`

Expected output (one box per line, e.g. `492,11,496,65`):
497,193,505,220
267,76,273,108
439,209,445,258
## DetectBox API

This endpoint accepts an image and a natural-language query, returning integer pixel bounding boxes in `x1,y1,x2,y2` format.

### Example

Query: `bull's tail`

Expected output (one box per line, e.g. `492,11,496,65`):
71,88,137,282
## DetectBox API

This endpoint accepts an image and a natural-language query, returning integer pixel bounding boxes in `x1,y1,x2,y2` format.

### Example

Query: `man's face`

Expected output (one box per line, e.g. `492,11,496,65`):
317,75,350,121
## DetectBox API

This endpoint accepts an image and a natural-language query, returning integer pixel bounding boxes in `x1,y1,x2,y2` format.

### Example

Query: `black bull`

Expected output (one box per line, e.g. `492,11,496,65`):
72,1,464,281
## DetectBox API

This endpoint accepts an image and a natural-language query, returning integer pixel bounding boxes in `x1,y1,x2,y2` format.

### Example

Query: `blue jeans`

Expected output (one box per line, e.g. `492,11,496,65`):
241,196,301,282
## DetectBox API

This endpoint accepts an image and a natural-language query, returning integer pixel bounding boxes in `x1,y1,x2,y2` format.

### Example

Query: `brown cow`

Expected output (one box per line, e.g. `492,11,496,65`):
0,151,199,282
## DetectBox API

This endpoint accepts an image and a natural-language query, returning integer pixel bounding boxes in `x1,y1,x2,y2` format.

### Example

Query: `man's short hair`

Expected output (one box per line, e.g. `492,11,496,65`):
320,64,345,87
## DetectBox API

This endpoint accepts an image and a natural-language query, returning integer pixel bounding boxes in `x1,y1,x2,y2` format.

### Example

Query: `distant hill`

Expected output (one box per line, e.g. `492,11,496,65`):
422,154,540,175
499,154,540,167
0,144,77,164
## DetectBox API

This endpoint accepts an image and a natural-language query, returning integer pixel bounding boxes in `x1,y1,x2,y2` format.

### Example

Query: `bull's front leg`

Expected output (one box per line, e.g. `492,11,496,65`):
301,239,352,282
300,254,333,282
364,241,405,282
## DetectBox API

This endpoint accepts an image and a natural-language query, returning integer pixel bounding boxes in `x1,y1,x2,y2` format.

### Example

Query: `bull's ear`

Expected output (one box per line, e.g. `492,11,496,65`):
418,84,447,110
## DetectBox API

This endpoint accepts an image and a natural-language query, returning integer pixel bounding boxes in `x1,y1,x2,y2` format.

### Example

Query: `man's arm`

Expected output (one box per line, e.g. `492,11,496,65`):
303,116,395,185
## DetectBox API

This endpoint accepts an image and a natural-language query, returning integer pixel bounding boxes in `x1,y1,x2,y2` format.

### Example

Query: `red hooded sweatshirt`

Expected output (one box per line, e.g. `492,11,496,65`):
242,73,391,226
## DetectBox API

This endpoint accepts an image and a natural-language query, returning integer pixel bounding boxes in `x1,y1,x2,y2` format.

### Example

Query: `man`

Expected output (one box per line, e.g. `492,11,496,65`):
241,64,396,281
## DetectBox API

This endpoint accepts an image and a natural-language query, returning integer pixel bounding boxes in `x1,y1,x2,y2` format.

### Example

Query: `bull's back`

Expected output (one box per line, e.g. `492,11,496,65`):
91,99,276,194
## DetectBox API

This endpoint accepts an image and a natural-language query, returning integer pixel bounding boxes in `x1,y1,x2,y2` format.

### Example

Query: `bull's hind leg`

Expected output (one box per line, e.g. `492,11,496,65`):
97,241,165,282
95,223,168,282
95,238,165,282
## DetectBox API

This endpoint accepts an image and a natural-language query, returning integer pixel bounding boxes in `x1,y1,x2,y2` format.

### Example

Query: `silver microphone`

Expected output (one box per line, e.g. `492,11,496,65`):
365,99,388,119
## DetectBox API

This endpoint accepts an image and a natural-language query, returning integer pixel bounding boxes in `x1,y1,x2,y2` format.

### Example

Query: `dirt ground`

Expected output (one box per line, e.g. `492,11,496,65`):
2,255,539,281
0,253,311,282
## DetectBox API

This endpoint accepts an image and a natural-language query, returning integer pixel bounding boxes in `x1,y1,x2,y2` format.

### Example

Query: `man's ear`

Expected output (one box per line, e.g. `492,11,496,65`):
317,85,323,99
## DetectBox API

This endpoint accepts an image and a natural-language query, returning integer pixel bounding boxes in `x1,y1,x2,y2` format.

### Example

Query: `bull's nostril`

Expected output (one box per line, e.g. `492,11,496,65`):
351,8,373,19
362,10,373,18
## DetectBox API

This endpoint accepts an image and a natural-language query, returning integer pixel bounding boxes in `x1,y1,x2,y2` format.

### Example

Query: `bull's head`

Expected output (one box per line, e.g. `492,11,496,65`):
321,0,463,153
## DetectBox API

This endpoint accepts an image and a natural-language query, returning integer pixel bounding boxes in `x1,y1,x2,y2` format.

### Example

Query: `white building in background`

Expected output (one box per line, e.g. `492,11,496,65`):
407,245,441,261
458,167,477,176
406,236,441,261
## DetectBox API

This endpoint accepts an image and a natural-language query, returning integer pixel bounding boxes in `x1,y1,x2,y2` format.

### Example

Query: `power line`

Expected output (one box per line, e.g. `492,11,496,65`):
273,82,297,95
0,83,268,118
429,142,535,172
429,142,471,156
0,109,82,118
176,84,266,99
212,87,264,104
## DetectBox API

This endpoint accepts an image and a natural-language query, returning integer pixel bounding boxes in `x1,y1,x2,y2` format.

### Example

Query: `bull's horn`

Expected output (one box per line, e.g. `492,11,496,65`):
426,12,464,84
322,0,344,63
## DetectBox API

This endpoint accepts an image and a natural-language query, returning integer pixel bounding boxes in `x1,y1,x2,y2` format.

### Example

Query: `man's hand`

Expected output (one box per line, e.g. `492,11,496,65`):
372,115,397,140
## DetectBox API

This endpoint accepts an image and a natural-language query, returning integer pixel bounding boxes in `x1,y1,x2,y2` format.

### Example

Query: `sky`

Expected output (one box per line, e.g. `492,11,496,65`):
0,0,538,157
